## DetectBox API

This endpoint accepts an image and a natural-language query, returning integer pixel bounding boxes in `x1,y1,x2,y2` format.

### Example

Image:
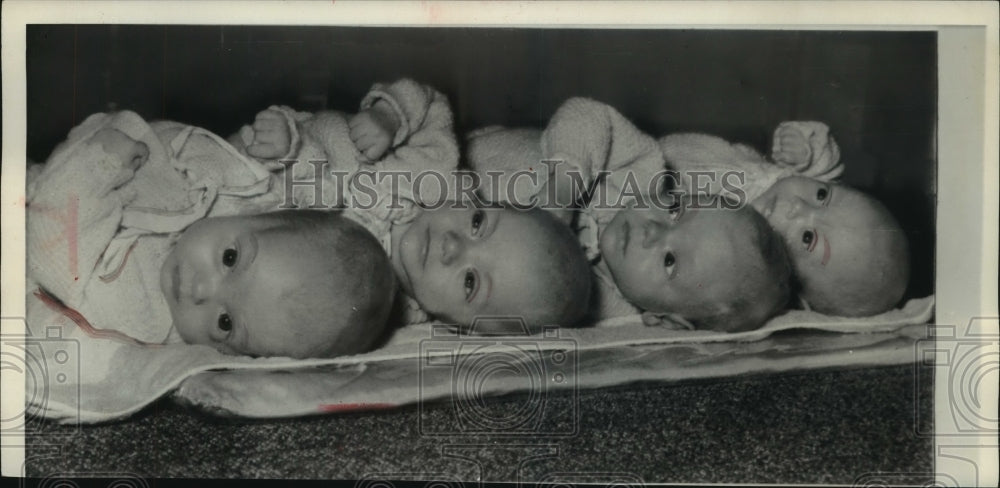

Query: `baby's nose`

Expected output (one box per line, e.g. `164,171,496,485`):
191,272,218,305
785,198,808,220
92,128,149,171
641,220,665,248
440,231,463,265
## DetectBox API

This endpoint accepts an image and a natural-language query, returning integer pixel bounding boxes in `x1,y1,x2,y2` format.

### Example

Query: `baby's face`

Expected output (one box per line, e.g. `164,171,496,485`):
161,215,335,358
599,198,765,316
391,205,571,325
752,176,905,314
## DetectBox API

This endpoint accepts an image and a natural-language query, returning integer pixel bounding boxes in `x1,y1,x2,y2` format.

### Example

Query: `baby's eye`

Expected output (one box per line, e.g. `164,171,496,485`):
663,252,676,270
463,270,478,301
217,313,233,332
470,210,485,234
816,187,829,202
802,230,815,247
222,248,238,268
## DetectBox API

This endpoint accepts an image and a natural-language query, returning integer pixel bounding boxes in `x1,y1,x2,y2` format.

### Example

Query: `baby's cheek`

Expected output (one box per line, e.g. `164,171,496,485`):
791,257,833,297
414,286,451,317
171,315,199,345
169,308,210,346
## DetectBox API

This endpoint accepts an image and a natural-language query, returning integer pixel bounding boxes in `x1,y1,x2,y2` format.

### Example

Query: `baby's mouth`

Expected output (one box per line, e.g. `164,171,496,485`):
420,225,430,271
619,218,631,258
169,261,181,303
397,224,428,296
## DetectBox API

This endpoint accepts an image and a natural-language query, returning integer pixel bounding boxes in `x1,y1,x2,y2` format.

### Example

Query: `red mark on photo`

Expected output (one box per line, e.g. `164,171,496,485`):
317,402,395,413
34,289,162,348
99,239,140,283
31,193,80,279
424,1,444,23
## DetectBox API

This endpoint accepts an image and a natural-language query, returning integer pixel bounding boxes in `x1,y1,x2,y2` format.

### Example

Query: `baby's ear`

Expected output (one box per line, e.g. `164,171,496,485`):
641,311,695,330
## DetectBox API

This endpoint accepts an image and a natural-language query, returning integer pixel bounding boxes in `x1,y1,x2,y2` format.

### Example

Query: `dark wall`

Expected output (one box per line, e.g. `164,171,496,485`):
26,26,936,299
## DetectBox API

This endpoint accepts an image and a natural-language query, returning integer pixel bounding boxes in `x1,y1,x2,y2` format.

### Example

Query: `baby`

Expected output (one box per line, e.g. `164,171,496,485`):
467,97,792,330
162,211,395,358
246,87,593,331
597,194,792,332
661,124,910,316
387,202,594,331
27,110,395,359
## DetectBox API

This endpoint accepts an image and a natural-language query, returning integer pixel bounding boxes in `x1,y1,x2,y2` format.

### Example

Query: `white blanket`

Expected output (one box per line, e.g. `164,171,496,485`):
25,295,934,423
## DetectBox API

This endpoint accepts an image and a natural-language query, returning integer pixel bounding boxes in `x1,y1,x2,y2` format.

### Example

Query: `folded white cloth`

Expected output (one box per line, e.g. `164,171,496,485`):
25,295,933,423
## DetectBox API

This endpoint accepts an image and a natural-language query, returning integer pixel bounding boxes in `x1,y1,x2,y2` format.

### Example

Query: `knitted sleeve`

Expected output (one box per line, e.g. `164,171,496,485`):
659,132,789,203
361,79,461,178
228,105,307,170
540,97,666,207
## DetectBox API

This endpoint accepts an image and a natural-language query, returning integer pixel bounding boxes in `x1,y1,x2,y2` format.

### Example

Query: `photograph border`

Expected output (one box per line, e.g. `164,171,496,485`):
2,1,997,485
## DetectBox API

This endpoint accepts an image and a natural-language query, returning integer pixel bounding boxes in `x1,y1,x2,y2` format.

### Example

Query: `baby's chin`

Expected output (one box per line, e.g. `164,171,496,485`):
655,291,730,324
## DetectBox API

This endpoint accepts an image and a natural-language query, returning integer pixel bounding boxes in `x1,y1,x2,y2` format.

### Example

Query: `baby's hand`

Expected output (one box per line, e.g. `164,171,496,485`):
247,108,291,160
90,128,149,190
771,123,812,171
91,128,149,173
349,101,400,162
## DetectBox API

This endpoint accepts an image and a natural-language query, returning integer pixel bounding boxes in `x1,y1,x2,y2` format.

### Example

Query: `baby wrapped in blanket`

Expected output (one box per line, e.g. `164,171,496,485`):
26,110,397,359
26,78,457,358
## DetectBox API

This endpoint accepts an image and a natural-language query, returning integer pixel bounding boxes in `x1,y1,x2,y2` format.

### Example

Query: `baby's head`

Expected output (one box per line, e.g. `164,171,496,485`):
752,176,909,316
162,210,396,359
391,203,592,332
600,195,792,332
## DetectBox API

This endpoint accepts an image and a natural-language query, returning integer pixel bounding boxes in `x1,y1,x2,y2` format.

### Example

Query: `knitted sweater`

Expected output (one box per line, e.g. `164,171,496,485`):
231,78,460,212
660,121,843,204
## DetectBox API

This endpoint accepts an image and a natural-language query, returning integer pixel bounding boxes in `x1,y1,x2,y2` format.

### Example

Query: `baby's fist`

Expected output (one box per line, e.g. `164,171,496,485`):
91,128,149,190
771,123,813,171
247,108,291,160
349,102,400,162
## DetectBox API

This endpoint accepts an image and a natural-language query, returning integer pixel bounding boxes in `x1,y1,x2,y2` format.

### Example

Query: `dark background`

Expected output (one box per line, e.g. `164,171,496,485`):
24,26,938,483
26,25,937,301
